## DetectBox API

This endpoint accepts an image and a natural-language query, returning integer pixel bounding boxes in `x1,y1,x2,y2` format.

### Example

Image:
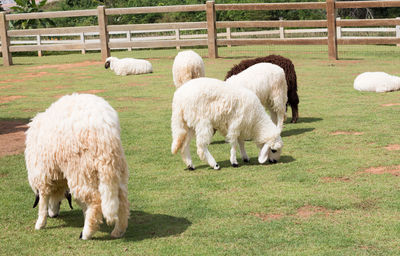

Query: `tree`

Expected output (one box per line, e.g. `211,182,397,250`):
11,0,56,29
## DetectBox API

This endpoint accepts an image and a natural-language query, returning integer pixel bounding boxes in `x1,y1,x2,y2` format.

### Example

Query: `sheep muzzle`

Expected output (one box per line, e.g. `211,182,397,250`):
104,61,110,69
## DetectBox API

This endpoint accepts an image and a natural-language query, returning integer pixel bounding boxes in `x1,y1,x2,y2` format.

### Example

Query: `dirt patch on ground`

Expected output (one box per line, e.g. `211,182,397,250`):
320,176,351,183
0,79,27,84
381,103,400,107
330,131,364,135
251,212,283,222
123,82,148,87
115,96,161,102
0,85,12,90
296,205,341,218
385,144,400,151
251,205,341,222
361,165,400,176
78,89,106,94
0,96,27,104
28,60,102,71
0,120,28,157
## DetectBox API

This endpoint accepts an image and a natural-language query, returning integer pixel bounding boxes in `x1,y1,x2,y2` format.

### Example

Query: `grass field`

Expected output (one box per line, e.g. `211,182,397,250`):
1,45,400,255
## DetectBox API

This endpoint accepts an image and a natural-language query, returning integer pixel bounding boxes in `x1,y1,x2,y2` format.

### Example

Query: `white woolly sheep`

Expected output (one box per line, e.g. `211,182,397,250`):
226,63,288,131
25,93,129,240
171,77,283,170
172,50,205,88
354,72,400,92
105,56,153,76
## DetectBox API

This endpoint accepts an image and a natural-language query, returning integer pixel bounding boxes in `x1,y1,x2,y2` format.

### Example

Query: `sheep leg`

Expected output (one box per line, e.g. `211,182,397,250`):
230,141,239,167
195,122,219,170
181,129,195,170
111,186,130,238
238,139,249,163
81,198,102,240
198,145,220,170
290,104,299,123
269,107,285,131
35,193,49,230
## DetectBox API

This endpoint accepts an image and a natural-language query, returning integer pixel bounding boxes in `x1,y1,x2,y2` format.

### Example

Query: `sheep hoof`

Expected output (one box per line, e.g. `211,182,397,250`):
187,166,195,171
232,163,239,168
79,232,83,239
269,159,277,164
214,164,221,170
243,159,249,163
49,214,59,218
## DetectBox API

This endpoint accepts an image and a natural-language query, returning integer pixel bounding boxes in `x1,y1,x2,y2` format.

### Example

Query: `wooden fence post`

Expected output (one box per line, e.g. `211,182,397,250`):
97,6,110,62
175,29,180,50
396,17,400,47
226,27,231,47
326,0,338,60
206,1,218,58
126,31,132,51
0,12,12,66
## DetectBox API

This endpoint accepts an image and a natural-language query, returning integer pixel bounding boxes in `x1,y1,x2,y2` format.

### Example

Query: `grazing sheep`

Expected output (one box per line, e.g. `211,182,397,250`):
25,93,129,240
105,56,152,76
225,55,300,123
172,50,205,88
354,72,400,92
171,77,283,170
226,63,288,131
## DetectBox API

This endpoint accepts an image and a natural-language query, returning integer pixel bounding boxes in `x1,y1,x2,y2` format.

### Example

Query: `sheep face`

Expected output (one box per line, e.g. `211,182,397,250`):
48,195,62,218
104,57,117,70
258,136,283,164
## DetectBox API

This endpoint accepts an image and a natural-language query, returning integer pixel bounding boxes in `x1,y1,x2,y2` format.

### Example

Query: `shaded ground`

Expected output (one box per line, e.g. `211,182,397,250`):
0,120,28,157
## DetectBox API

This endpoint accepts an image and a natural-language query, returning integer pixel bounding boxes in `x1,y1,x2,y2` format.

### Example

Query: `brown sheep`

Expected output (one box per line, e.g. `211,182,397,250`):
224,55,299,123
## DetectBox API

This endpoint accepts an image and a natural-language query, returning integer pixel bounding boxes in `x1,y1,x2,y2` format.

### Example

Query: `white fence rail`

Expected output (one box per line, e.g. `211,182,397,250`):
3,22,400,56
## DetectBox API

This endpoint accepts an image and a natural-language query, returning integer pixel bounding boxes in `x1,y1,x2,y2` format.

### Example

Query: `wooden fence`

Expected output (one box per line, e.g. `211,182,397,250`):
1,0,400,66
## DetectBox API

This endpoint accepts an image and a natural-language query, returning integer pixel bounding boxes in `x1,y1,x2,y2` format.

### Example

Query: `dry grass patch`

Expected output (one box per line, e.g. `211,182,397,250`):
361,165,400,176
330,131,364,135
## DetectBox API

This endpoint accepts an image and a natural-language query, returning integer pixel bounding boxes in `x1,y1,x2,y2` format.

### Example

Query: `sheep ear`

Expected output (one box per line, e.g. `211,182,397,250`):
33,194,39,208
258,144,269,164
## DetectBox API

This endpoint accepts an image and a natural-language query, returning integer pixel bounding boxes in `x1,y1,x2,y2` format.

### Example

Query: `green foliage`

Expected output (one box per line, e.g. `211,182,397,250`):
10,0,55,29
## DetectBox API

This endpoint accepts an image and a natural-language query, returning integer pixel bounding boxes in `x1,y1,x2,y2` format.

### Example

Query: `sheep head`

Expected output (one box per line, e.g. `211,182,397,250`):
258,136,283,164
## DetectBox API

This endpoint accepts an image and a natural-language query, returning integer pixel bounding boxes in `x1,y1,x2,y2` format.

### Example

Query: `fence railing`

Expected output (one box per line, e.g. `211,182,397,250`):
1,0,400,66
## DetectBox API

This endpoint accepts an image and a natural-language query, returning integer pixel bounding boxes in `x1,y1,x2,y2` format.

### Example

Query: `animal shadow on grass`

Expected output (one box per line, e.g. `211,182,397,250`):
281,127,314,137
0,118,30,135
48,209,191,241
295,117,322,124
195,155,295,170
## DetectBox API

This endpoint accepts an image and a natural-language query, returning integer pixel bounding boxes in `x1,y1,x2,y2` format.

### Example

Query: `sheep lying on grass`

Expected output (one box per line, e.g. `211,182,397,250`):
171,77,283,170
172,50,205,88
25,93,129,240
225,55,300,123
354,72,400,92
105,56,153,76
226,63,288,131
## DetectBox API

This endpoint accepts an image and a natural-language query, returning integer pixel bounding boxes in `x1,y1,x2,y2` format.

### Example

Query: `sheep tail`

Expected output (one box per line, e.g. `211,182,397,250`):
98,153,127,226
171,107,187,154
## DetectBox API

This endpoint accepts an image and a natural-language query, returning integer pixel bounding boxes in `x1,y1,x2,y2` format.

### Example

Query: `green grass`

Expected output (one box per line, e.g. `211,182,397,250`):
1,45,400,255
